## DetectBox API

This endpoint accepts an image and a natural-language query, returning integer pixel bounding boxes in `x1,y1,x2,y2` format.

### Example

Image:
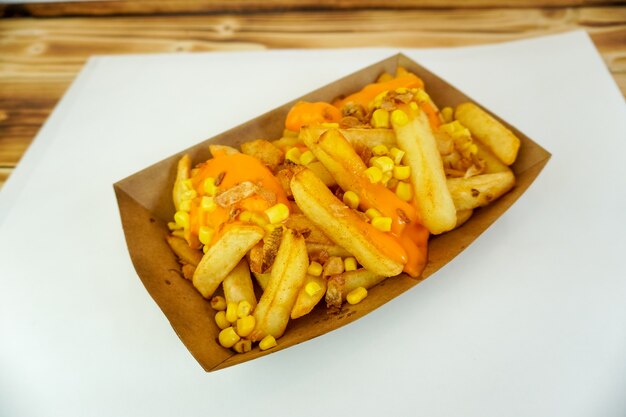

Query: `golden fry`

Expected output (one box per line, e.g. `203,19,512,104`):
475,140,509,174
284,213,334,245
305,161,337,187
305,126,396,149
455,102,520,165
252,271,271,291
251,228,309,341
240,139,284,171
454,209,473,229
325,269,386,309
291,274,326,319
209,144,240,156
166,235,202,267
223,258,257,309
192,225,264,298
172,154,190,212
447,171,516,211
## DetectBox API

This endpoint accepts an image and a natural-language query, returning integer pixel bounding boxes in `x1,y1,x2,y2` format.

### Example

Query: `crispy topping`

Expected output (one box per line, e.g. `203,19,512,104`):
215,181,258,207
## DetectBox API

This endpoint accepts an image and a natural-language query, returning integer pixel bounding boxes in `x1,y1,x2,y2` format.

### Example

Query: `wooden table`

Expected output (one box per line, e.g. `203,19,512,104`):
1,1,625,189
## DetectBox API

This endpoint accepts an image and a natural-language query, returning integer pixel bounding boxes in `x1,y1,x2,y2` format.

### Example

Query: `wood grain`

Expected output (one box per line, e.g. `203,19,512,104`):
1,6,625,188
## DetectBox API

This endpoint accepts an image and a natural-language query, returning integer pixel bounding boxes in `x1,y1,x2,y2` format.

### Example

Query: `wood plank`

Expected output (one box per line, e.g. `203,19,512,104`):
1,0,623,18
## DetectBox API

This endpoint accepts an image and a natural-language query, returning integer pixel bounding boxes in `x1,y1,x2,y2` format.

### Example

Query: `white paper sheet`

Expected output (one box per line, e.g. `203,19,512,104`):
1,31,625,417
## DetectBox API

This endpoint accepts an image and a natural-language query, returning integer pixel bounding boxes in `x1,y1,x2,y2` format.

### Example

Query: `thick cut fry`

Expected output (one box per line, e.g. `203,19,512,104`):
291,168,404,277
455,102,520,165
284,213,334,245
392,109,457,234
475,140,509,174
291,274,326,319
252,271,270,291
306,243,352,259
305,161,337,187
192,225,264,298
454,209,474,229
223,258,257,309
166,235,203,267
172,154,190,212
447,171,516,211
251,228,308,341
305,126,396,149
325,269,386,309
209,144,240,157
240,139,284,171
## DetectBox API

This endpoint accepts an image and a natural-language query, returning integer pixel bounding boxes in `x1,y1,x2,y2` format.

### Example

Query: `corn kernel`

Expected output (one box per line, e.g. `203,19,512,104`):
389,147,405,165
304,281,323,297
369,156,379,167
371,144,389,156
307,261,323,277
210,295,227,311
226,302,238,323
381,171,393,186
409,101,418,111
201,196,216,212
373,156,394,173
395,87,408,94
344,257,357,271
239,210,252,222
182,189,197,201
218,327,240,348
237,300,253,318
365,208,382,220
236,315,255,337
371,91,389,109
203,244,209,254
233,339,252,354
172,229,185,238
300,150,316,165
180,199,193,212
395,181,413,202
364,166,383,183
168,221,181,231
250,212,268,227
371,216,392,232
371,109,390,129
265,203,289,224
393,165,411,180
285,147,302,164
346,287,368,305
441,106,454,123
391,109,409,126
259,335,277,351
174,211,190,229
469,144,478,155
215,311,230,330
415,89,430,103
203,177,218,196
342,191,360,210
198,226,214,245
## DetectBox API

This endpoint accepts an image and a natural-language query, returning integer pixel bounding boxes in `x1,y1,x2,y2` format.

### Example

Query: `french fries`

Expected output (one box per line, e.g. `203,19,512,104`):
166,235,202,267
172,154,190,212
291,274,326,319
291,168,404,277
192,225,264,298
306,126,396,149
392,109,457,234
325,269,386,309
240,139,284,171
455,102,520,165
250,228,308,340
447,171,515,211
223,258,257,309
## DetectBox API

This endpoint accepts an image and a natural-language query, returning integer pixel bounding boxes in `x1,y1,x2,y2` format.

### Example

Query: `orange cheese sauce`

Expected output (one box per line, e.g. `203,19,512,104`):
334,74,424,109
285,102,341,132
188,152,289,240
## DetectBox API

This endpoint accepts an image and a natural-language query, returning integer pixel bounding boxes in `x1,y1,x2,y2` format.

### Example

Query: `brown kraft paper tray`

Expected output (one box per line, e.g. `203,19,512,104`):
114,53,551,372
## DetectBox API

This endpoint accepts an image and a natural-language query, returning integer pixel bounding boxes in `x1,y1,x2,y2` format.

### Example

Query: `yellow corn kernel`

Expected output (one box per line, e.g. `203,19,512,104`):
172,230,185,238
365,208,382,220
201,196,216,212
346,287,368,305
373,156,394,173
182,189,197,201
371,144,389,156
203,177,218,196
174,211,189,229
343,191,360,210
395,87,408,94
215,311,230,330
259,335,277,351
369,156,379,167
250,212,268,227
265,203,289,224
377,72,393,83
236,315,256,338
226,302,238,323
321,122,339,128
469,144,478,155
415,89,430,103
364,166,383,184
381,171,393,186
300,150,316,165
198,226,214,245
167,221,181,231
179,199,192,212
370,91,389,109
371,216,392,232
441,106,454,123
389,147,405,165
344,257,357,271
285,147,302,164
393,165,411,180
391,109,409,126
305,281,323,297
239,210,252,222
307,261,323,277
237,301,253,318
395,181,413,202
409,101,418,111
218,327,240,348
371,109,390,129
203,244,209,254
233,339,252,354
210,295,227,311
